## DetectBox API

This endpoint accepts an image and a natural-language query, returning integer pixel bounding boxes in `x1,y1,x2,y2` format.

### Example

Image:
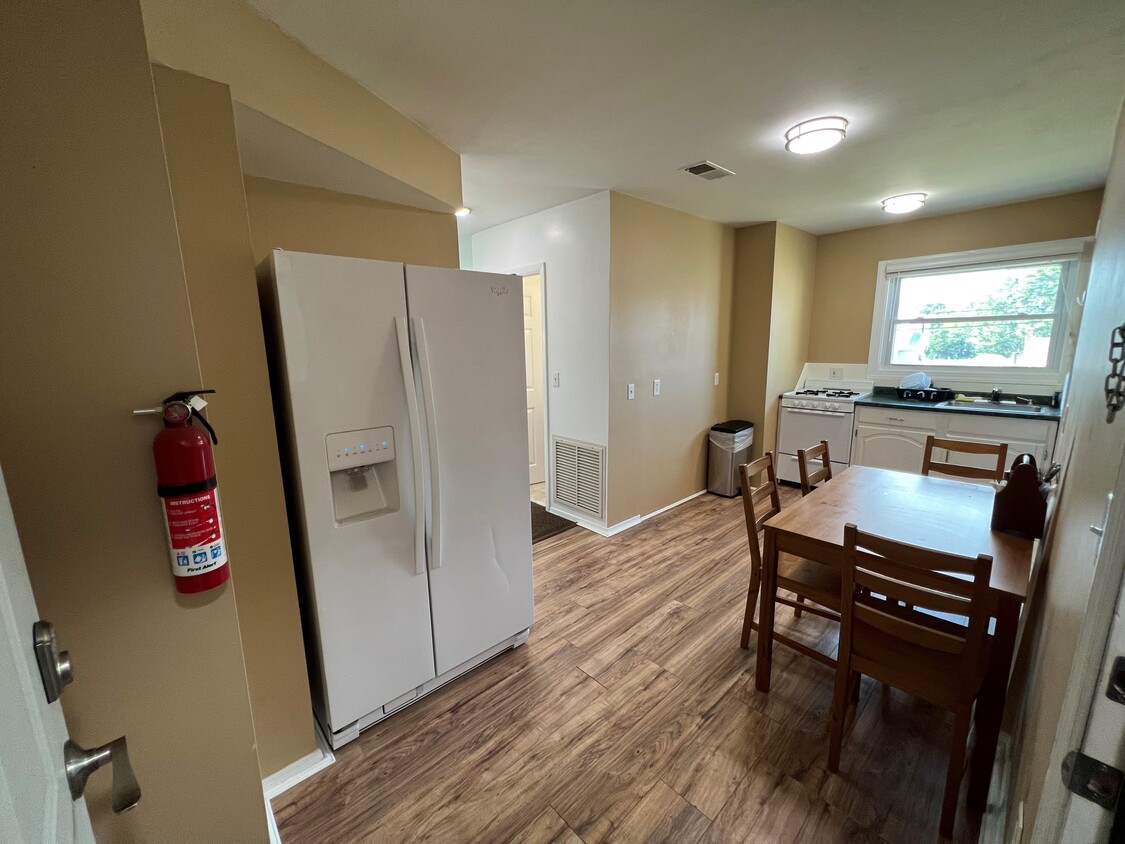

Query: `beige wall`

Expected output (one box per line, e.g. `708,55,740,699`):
152,66,316,778
139,0,462,209
0,4,266,840
727,223,817,459
809,189,1105,363
762,224,817,455
727,224,777,459
607,193,734,525
244,176,460,268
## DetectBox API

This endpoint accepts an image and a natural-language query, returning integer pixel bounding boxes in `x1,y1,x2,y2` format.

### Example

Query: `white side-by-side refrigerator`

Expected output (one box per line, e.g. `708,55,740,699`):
262,249,534,748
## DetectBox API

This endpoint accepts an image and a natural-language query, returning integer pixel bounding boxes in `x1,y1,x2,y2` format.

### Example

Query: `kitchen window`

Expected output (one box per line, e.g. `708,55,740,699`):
868,239,1089,386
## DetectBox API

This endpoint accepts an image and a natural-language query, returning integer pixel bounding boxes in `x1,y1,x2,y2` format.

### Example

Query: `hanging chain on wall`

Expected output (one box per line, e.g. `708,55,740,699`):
1107,322,1125,423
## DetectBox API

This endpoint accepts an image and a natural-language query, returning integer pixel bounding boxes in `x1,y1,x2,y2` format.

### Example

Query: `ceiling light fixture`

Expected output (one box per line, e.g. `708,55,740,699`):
454,206,471,217
881,193,927,214
784,116,848,154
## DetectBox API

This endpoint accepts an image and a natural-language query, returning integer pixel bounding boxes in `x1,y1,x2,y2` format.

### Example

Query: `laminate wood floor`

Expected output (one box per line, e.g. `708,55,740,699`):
273,488,981,843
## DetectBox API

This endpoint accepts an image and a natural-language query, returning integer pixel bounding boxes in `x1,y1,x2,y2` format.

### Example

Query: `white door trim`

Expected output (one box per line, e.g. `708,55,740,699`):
508,261,550,508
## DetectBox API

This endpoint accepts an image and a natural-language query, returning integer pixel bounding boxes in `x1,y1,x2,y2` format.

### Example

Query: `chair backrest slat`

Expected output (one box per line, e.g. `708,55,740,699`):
797,440,832,496
852,568,973,618
922,435,1008,481
854,602,967,654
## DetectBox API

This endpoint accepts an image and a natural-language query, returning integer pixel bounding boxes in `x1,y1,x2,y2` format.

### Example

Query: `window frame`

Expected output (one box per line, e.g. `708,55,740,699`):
867,238,1090,387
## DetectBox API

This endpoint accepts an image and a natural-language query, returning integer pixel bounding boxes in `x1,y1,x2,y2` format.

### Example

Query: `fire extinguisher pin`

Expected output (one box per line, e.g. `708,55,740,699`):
133,391,219,444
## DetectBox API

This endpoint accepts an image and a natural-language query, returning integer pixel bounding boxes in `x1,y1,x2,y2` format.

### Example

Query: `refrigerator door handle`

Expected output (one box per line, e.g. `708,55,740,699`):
413,317,442,570
396,317,427,577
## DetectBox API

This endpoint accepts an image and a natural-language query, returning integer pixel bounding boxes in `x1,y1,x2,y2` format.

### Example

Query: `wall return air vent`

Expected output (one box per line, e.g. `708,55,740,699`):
682,160,735,181
552,436,605,522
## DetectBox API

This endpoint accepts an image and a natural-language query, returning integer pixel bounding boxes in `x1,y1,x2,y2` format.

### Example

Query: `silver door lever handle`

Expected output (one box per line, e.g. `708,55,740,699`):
65,736,141,813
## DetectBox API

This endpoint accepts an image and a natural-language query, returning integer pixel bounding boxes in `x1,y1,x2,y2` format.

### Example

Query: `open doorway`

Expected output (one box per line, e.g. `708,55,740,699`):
523,272,547,505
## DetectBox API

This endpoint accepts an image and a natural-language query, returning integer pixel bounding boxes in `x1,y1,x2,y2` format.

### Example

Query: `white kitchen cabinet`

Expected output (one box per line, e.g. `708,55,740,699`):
853,407,940,473
853,405,1059,478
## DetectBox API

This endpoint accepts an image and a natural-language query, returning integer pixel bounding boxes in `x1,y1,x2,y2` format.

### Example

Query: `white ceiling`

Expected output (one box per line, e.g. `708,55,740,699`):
247,0,1125,237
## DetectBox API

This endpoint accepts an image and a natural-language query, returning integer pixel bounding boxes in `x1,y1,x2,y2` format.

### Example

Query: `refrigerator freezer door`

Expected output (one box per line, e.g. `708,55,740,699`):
270,251,436,731
406,265,535,675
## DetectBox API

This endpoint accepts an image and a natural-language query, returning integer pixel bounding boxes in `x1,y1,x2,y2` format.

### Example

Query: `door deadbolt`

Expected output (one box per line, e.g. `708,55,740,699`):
33,620,73,703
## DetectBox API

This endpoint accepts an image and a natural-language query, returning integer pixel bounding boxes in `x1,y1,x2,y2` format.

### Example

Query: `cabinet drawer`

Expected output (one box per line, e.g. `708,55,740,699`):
943,412,1054,441
855,406,939,431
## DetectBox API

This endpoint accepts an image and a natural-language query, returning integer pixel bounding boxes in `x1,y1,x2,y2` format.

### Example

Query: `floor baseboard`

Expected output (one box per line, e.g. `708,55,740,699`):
263,722,336,800
596,489,708,537
263,720,337,841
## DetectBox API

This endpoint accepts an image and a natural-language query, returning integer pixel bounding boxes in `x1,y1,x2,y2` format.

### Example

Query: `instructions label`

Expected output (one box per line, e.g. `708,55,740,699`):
162,488,227,577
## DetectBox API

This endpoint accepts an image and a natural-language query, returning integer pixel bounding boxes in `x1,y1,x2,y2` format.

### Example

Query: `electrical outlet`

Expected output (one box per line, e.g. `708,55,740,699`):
714,372,720,386
627,383,635,400
829,367,844,380
653,379,661,396
552,372,560,387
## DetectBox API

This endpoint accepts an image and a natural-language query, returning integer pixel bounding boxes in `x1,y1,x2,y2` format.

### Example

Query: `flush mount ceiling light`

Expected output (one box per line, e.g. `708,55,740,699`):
454,206,472,217
882,193,927,214
784,116,848,154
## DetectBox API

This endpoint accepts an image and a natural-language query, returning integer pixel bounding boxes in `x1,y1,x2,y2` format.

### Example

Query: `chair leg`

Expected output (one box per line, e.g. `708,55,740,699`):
849,671,861,704
828,661,852,773
939,708,973,840
740,567,761,650
794,595,805,619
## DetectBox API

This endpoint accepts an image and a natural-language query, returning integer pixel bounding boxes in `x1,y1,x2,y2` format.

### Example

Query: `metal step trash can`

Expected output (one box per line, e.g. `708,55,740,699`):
707,420,754,497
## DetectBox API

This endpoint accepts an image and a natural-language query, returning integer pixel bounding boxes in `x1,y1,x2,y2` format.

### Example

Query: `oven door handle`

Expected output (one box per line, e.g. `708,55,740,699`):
784,408,850,417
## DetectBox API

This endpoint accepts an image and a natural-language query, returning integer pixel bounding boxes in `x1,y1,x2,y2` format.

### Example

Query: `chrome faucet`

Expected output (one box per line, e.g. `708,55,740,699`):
990,388,1003,403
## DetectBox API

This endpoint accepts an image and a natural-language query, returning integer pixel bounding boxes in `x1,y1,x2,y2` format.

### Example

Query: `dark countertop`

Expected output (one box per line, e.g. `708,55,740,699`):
855,390,1062,421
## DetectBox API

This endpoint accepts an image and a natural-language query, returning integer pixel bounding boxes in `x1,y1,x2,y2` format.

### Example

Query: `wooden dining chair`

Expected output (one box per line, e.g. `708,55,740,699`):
738,453,842,669
797,440,832,496
828,523,993,840
921,435,1008,482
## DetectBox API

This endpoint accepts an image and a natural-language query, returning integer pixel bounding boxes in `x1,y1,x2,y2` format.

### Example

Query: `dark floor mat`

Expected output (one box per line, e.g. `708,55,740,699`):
531,501,577,544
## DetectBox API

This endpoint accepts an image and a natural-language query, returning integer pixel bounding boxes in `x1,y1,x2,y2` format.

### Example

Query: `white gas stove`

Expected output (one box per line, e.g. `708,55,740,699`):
775,365,872,484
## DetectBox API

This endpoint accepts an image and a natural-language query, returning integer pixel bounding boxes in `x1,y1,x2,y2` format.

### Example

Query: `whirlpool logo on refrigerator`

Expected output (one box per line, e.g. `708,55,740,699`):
490,285,509,297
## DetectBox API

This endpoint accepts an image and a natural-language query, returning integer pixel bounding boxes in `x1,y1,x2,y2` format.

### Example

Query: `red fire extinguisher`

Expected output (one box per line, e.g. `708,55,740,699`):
152,390,230,594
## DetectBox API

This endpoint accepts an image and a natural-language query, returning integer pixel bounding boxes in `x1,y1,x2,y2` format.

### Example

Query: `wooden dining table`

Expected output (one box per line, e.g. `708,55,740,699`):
755,465,1033,811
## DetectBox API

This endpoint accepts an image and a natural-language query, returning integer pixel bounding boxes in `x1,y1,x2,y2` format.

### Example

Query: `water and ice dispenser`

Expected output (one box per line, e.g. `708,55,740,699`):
326,427,400,524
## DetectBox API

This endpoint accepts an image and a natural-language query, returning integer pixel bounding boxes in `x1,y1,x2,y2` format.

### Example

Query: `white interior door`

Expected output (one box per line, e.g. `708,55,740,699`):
523,275,546,486
0,462,93,844
1033,109,1125,840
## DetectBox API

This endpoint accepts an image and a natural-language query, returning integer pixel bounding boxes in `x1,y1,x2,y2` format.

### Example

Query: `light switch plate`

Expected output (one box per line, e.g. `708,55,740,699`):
714,372,720,386
829,367,844,380
653,379,661,396
627,384,635,400
552,372,560,387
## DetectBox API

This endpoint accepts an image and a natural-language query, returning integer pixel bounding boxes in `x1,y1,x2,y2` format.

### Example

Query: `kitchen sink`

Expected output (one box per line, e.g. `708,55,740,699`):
935,400,1047,415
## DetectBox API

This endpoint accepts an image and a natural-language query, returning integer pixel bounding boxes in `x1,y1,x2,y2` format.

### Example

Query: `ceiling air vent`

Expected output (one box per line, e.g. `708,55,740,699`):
682,160,735,181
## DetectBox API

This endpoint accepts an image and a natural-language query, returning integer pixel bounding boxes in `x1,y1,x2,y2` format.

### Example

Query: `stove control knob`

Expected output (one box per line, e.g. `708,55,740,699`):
829,402,840,411
813,401,823,409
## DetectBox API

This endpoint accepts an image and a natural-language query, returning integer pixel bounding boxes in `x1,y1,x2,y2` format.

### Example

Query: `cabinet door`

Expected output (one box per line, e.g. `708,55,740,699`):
853,424,931,473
